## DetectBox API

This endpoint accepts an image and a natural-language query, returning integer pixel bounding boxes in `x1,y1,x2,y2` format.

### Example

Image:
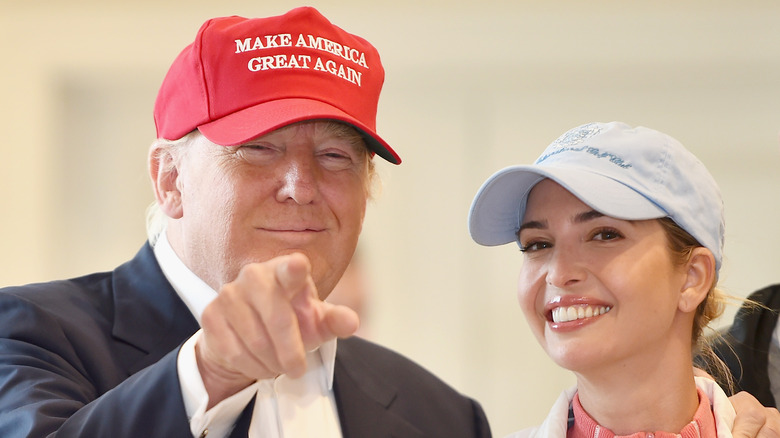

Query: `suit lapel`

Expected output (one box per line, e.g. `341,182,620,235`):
111,243,200,374
228,397,255,437
333,339,424,438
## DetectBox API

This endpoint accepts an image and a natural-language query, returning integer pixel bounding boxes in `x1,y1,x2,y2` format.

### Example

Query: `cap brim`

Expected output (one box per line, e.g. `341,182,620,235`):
468,165,667,246
197,98,401,164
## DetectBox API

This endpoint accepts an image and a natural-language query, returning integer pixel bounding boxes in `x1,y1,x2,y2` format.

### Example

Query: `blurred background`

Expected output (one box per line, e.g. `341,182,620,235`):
2,0,779,435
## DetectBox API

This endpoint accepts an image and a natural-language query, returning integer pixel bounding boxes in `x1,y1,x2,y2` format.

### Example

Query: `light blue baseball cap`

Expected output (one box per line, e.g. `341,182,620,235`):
468,121,725,270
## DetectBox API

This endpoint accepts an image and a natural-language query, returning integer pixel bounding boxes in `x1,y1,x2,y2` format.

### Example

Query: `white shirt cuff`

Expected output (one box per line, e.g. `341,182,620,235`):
178,330,259,438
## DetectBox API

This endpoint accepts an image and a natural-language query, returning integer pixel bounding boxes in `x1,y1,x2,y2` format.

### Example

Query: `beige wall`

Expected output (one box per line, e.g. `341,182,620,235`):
2,1,780,435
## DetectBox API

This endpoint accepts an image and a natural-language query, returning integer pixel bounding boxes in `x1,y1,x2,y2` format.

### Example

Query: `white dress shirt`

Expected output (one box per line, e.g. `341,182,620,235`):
153,232,343,438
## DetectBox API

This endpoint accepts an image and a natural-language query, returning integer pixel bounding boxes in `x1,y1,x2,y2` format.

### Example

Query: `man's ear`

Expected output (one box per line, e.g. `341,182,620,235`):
678,247,717,313
148,145,184,219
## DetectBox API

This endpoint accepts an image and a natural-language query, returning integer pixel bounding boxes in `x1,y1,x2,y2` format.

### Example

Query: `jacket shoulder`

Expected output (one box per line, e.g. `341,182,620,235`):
335,336,491,437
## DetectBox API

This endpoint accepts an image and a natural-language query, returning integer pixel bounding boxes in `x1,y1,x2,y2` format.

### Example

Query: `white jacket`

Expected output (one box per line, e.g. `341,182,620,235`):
507,377,736,438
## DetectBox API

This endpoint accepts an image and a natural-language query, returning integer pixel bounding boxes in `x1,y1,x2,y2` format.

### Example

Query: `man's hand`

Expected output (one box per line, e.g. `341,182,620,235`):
730,391,780,438
195,253,359,408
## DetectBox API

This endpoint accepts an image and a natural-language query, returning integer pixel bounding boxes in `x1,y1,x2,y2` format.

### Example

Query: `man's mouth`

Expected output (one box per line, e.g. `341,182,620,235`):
261,226,325,232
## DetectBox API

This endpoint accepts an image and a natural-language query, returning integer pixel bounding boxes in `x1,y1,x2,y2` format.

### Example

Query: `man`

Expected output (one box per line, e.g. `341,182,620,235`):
708,285,780,408
0,6,775,438
0,7,488,437
699,138,780,410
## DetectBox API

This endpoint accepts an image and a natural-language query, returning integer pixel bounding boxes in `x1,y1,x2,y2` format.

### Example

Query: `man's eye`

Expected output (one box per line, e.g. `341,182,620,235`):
323,152,350,160
234,145,277,164
318,150,359,171
241,145,273,152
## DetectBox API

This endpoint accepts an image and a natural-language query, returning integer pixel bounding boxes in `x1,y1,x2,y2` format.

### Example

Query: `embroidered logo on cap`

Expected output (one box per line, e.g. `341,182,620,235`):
235,33,370,86
551,122,603,148
536,123,631,169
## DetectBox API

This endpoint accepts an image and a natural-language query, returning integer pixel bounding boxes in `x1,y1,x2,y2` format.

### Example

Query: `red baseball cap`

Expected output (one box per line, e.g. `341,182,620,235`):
154,6,401,164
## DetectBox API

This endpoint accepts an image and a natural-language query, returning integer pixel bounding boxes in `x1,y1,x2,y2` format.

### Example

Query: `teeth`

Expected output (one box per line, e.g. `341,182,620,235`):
552,305,611,323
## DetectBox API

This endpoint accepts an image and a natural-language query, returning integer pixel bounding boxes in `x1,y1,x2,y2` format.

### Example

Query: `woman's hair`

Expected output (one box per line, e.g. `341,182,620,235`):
657,217,735,392
145,121,379,245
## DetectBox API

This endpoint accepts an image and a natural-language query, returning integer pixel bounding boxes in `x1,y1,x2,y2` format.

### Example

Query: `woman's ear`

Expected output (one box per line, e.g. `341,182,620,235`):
148,145,184,219
678,247,717,313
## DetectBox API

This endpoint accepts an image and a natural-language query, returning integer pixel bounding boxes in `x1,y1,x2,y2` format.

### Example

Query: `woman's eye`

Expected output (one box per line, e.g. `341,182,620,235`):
519,240,552,253
592,228,623,241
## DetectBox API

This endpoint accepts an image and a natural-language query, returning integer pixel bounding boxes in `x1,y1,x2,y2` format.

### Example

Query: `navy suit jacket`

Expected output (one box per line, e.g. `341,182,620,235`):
0,244,490,437
706,284,780,408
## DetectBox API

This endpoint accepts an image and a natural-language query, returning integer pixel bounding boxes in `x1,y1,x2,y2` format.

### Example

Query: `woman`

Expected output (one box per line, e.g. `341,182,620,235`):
469,121,734,437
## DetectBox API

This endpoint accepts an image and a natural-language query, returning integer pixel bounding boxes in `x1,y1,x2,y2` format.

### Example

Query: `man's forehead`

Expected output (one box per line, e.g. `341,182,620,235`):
242,120,369,150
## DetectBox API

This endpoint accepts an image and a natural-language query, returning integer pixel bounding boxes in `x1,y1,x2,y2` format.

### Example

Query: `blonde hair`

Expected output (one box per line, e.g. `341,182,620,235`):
145,121,379,245
657,217,734,391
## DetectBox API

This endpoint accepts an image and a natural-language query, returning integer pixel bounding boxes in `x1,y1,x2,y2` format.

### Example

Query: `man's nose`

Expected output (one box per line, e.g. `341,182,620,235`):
276,157,318,204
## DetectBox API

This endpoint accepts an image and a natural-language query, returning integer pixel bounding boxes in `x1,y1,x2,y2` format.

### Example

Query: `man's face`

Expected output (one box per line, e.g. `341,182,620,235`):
168,121,370,297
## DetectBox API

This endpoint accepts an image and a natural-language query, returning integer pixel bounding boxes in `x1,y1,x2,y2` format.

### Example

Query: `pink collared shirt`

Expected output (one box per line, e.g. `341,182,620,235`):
568,388,717,438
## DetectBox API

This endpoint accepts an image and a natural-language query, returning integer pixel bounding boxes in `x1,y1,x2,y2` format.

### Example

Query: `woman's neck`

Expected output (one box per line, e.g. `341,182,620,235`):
574,356,699,435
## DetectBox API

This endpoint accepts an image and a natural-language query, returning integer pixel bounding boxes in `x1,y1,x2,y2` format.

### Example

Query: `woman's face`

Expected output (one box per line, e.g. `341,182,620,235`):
516,179,691,375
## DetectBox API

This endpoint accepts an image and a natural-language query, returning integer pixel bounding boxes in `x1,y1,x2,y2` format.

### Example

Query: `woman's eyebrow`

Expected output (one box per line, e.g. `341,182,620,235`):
574,210,605,224
518,210,606,234
518,220,546,234
518,209,607,237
